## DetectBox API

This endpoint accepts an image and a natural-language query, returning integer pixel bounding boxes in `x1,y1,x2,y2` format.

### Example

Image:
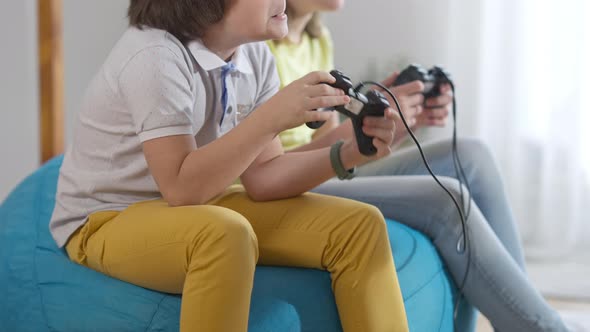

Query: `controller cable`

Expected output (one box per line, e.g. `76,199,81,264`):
356,81,472,331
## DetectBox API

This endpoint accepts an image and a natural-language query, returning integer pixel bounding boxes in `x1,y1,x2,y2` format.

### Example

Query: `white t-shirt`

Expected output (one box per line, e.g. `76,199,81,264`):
50,27,279,247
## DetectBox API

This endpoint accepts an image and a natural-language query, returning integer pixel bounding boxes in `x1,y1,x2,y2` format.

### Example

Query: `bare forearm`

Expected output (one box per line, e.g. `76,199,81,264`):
174,113,276,204
241,106,400,201
244,143,359,201
290,119,353,152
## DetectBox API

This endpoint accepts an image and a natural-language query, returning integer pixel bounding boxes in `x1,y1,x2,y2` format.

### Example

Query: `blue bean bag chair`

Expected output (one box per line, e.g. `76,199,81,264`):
0,156,477,332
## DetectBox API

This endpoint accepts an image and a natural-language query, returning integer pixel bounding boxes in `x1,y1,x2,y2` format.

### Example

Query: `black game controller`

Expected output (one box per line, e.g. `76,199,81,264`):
393,64,452,99
306,70,390,156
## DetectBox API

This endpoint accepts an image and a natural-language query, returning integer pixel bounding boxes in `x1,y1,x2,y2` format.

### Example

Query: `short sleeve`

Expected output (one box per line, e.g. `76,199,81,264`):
253,43,280,110
118,46,196,142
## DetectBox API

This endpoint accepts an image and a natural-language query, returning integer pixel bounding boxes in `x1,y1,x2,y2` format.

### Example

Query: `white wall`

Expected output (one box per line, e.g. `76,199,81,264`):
0,1,39,202
325,1,453,80
324,0,483,139
63,0,128,143
0,1,128,203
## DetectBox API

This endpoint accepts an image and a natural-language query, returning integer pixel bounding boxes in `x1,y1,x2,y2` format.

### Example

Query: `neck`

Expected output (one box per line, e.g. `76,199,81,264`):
201,27,240,62
286,12,314,44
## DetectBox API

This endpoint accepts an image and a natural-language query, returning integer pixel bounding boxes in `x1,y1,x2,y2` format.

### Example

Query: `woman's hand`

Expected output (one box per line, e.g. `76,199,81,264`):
416,83,453,127
379,72,425,143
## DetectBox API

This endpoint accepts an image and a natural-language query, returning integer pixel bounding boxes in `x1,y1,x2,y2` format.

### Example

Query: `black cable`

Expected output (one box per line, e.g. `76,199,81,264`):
447,82,473,328
358,81,472,331
449,82,473,220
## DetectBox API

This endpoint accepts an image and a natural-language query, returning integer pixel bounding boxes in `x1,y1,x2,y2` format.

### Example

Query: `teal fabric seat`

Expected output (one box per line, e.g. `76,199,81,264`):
0,156,477,331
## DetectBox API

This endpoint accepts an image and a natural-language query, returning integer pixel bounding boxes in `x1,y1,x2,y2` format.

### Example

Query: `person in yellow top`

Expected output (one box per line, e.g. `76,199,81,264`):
267,21,336,150
267,1,573,331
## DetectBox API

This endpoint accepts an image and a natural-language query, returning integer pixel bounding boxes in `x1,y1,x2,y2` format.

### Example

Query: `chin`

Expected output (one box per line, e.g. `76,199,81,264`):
324,0,345,11
272,28,288,40
267,23,288,40
247,30,287,43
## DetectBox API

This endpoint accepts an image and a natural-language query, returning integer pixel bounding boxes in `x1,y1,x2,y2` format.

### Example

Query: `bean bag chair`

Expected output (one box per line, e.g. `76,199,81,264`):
0,156,477,331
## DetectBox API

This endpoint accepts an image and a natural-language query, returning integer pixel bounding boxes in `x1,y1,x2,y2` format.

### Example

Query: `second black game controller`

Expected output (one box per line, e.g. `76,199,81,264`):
393,64,452,99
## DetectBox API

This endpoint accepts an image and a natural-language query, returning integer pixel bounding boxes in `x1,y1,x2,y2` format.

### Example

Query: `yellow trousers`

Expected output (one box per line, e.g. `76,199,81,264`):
66,186,408,332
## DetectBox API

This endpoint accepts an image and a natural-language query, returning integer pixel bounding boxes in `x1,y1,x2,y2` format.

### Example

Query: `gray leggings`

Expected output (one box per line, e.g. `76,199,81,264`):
312,138,567,332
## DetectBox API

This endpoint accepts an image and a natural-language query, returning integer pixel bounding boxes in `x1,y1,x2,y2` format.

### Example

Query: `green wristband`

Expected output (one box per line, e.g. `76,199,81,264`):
330,140,356,180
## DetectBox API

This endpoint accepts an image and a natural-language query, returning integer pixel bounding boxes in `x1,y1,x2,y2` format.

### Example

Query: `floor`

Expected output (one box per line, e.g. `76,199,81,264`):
475,298,590,331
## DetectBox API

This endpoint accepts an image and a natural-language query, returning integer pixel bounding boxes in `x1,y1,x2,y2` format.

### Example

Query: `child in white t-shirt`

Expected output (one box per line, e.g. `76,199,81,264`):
50,1,410,331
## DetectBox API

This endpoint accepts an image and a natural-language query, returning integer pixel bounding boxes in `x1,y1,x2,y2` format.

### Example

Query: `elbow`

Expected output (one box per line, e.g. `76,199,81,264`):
165,194,195,207
242,181,274,202
247,192,270,202
247,187,299,202
162,187,207,207
244,186,269,202
166,197,195,207
243,180,298,202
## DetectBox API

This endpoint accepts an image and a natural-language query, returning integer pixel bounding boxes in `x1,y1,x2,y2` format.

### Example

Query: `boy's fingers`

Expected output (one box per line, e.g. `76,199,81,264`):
363,117,395,130
372,138,392,157
307,84,345,97
363,127,394,143
302,71,337,85
363,108,396,128
306,95,350,110
304,109,334,124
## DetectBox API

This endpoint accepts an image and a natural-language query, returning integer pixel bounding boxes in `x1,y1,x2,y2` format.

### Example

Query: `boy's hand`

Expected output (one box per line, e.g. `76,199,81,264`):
258,71,350,134
340,108,400,168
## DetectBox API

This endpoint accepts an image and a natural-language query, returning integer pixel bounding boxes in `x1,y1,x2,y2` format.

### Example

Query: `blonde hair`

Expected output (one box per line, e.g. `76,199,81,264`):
304,13,324,39
285,7,324,39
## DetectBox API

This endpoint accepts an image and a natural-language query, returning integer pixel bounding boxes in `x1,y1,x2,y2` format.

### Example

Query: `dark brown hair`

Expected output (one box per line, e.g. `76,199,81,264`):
128,0,226,43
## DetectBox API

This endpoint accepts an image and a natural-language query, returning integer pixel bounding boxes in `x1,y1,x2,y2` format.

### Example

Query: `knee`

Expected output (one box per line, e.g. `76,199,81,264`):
347,203,388,239
322,202,390,268
215,210,257,247
177,206,259,261
366,204,387,230
436,176,472,217
456,137,495,166
207,209,258,257
420,177,472,243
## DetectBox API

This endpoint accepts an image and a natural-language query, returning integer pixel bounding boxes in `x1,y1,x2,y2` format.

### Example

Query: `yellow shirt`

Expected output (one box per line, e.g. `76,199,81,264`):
267,29,335,150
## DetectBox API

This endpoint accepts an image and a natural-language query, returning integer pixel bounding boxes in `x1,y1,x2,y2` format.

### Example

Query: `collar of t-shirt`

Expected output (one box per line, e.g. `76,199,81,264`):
186,39,254,75
185,39,257,133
